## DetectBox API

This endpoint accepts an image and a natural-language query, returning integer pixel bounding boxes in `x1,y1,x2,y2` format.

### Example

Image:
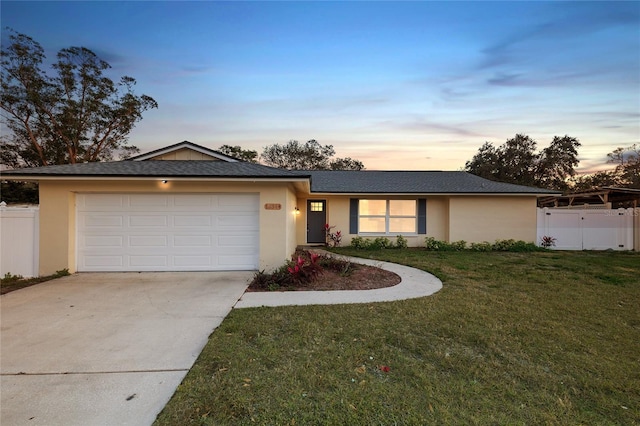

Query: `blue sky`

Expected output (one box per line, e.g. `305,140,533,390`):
2,1,639,171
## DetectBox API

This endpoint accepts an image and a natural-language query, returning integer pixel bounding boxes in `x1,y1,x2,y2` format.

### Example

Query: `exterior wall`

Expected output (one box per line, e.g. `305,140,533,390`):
425,196,449,241
296,195,538,247
285,186,299,261
37,180,293,275
448,196,537,243
151,148,220,161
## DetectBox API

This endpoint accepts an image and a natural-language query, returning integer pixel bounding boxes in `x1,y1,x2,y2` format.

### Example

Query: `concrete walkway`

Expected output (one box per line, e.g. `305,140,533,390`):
235,252,442,308
0,272,252,426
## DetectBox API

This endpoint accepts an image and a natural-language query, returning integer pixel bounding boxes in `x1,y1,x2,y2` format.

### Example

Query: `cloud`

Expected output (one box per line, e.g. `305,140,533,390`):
478,2,640,72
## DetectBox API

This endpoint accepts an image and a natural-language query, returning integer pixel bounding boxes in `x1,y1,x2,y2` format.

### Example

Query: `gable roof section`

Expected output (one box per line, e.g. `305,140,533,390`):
127,141,240,162
298,170,560,194
1,160,307,180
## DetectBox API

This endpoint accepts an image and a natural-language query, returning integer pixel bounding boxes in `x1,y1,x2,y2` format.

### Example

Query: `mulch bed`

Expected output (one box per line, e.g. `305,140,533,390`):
246,263,401,292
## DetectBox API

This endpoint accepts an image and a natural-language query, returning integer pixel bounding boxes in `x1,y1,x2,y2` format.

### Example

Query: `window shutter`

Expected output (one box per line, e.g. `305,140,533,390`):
349,198,359,234
417,199,426,234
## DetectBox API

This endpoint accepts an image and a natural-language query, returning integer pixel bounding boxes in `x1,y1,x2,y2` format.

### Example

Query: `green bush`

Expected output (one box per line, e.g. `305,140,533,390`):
469,241,493,252
395,235,408,249
425,238,541,252
425,237,446,251
449,240,467,251
349,236,370,249
370,237,394,249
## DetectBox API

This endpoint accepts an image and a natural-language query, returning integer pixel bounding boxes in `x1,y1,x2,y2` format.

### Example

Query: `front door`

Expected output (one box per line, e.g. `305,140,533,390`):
307,200,327,244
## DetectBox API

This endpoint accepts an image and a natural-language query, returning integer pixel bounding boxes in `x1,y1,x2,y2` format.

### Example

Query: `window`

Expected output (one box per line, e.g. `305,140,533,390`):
309,202,324,212
358,200,416,234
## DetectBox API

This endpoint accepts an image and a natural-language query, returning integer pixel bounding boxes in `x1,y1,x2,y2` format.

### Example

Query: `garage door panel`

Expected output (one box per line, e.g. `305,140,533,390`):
77,193,259,271
174,194,214,207
84,235,124,247
173,256,212,267
84,256,123,267
174,235,212,247
129,215,168,227
84,215,124,227
218,235,257,247
129,195,169,207
173,215,211,227
80,194,124,208
217,215,258,229
129,236,168,247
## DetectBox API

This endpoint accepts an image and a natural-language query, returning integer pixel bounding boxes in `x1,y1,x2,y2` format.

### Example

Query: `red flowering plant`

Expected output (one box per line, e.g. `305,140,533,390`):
324,223,342,247
286,251,322,285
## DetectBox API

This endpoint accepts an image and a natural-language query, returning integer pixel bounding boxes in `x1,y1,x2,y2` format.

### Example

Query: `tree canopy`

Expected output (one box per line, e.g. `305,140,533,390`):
464,134,581,191
260,139,364,170
217,144,258,163
0,29,157,168
570,144,640,191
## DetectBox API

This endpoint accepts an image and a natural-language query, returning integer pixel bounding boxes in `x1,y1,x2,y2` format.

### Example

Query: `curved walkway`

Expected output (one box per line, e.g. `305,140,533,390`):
234,253,443,308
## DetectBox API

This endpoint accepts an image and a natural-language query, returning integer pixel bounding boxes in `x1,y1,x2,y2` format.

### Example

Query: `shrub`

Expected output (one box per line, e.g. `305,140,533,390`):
395,235,408,249
319,255,357,277
425,238,540,252
540,235,557,248
324,224,342,247
450,240,467,251
287,252,322,285
490,239,541,252
491,239,517,251
248,250,356,290
349,236,370,249
469,241,492,252
370,237,394,249
425,237,447,251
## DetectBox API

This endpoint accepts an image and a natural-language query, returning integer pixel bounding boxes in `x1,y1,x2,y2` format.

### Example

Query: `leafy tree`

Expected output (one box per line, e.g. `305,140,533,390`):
217,144,258,163
568,144,639,191
0,29,157,168
328,156,365,171
260,139,365,170
607,144,639,188
465,134,581,190
535,136,582,190
569,170,620,193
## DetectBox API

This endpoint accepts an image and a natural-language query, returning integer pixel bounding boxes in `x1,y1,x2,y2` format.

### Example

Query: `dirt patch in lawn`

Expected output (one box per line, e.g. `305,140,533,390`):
247,263,401,292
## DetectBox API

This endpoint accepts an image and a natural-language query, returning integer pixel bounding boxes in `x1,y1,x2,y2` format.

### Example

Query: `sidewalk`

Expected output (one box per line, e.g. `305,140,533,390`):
234,252,442,308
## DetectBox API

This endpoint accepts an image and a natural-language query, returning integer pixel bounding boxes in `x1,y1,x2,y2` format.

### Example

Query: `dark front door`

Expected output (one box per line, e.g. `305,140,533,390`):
307,200,327,244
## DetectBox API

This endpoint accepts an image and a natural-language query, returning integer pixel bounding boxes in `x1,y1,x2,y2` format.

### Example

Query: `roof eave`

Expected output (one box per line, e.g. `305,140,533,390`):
307,191,561,196
1,175,310,182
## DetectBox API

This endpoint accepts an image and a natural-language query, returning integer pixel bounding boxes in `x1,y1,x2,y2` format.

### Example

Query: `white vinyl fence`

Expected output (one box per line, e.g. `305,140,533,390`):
0,204,39,278
537,207,636,251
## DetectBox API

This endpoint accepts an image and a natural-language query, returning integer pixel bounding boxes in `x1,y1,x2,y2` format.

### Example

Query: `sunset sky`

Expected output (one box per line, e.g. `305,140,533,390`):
2,1,639,172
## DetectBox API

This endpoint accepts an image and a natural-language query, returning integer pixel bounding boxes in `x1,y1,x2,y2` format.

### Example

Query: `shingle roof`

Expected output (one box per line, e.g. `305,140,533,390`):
1,162,559,194
295,170,559,194
0,161,306,179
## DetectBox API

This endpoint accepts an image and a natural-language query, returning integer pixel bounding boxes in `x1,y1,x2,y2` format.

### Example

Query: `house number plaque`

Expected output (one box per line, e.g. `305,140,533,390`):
264,203,282,210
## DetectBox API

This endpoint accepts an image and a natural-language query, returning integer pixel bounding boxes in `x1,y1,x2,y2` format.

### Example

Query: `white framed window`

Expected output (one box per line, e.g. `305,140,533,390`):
358,200,417,234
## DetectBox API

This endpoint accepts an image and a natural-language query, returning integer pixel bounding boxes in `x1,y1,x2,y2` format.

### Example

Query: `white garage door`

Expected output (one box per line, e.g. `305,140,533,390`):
77,193,259,271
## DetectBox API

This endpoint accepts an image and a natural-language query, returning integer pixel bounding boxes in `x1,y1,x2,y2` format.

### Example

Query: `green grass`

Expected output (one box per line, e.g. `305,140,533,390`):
155,250,640,425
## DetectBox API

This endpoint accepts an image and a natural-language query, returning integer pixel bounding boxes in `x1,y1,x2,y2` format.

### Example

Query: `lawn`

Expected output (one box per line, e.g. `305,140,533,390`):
154,249,640,425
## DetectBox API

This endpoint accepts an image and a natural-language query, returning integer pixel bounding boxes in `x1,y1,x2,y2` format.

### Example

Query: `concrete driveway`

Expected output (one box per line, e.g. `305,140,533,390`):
0,271,252,426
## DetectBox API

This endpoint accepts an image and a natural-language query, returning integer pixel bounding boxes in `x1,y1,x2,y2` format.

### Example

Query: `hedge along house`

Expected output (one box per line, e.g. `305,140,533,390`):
1,141,559,276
